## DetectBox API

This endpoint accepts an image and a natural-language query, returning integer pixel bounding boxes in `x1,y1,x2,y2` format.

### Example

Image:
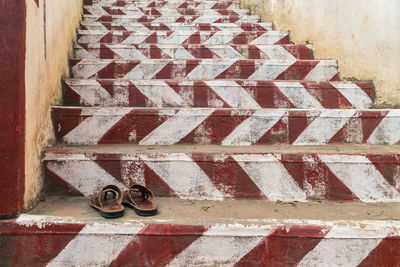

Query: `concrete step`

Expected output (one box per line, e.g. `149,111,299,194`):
63,79,373,109
84,0,240,6
74,44,312,60
82,14,260,24
77,30,289,45
69,59,336,80
44,144,400,202
82,1,239,9
4,197,400,265
83,6,249,16
51,107,399,145
80,21,273,32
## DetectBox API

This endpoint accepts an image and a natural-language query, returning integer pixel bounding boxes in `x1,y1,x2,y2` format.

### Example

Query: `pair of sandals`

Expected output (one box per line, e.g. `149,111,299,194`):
90,184,157,218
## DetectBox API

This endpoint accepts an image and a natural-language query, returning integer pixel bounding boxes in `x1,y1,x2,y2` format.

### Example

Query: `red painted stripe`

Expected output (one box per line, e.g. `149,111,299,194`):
109,224,208,267
234,226,329,266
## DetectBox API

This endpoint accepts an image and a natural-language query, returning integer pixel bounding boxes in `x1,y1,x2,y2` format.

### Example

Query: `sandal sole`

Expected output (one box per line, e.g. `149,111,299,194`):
90,204,125,219
122,202,158,217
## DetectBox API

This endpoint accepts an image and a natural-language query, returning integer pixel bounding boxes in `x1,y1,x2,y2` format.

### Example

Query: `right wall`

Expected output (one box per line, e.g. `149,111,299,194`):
240,0,400,106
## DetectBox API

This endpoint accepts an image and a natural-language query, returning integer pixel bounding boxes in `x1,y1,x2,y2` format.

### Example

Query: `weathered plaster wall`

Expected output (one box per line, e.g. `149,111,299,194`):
24,0,82,209
240,0,400,105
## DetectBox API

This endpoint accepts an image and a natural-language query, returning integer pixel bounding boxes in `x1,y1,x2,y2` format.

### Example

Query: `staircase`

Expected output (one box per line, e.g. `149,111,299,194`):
3,0,400,266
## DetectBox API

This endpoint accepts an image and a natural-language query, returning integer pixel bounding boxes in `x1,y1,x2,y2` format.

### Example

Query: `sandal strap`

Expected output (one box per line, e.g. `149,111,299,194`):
127,184,154,206
93,185,123,208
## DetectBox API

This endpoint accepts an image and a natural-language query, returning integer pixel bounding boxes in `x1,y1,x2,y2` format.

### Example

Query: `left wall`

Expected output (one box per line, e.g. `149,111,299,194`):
24,0,83,210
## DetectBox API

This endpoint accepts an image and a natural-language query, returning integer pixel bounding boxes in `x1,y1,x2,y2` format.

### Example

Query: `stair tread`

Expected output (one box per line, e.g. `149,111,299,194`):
28,195,400,224
45,144,400,155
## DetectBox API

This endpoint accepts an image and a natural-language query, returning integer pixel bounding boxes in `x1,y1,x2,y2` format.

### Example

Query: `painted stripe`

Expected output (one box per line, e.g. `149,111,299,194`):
293,109,357,145
331,82,373,109
186,59,232,80
249,60,296,80
72,59,109,79
203,29,243,45
139,153,225,200
274,81,323,109
123,59,169,79
367,110,400,144
67,79,115,106
222,110,285,145
122,31,153,44
297,226,391,267
206,44,245,59
204,80,260,108
106,44,147,60
167,224,273,266
232,154,307,201
47,223,143,267
304,60,337,81
256,44,296,60
139,109,214,145
63,108,131,144
318,154,400,202
133,80,184,106
47,156,127,197
160,45,195,59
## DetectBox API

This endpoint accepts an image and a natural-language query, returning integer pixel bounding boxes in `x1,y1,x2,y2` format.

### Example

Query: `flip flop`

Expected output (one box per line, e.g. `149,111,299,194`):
122,184,158,216
90,185,125,219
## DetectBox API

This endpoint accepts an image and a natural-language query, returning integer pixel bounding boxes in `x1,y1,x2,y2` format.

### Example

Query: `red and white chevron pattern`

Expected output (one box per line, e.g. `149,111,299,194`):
83,6,249,16
45,149,400,202
84,0,238,9
80,21,273,32
77,30,289,45
74,44,312,60
83,14,261,24
4,216,400,266
52,107,399,145
69,59,337,80
63,79,373,109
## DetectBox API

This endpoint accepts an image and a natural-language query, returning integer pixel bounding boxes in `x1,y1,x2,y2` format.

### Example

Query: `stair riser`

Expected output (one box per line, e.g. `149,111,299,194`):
74,44,312,60
52,108,397,146
84,0,239,6
83,7,249,16
69,59,336,80
82,15,260,24
4,218,399,266
80,22,273,32
45,150,400,202
77,30,289,45
63,79,373,109
83,2,238,9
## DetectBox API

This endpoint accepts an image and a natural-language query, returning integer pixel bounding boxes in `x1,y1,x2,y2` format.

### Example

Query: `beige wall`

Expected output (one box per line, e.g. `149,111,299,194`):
24,0,82,209
240,0,400,106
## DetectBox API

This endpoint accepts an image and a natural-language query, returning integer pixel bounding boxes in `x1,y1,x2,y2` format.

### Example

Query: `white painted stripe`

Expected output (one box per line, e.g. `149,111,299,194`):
133,80,184,106
367,110,400,145
205,80,260,108
203,30,243,45
304,60,338,81
274,81,323,109
249,31,288,45
122,31,153,44
186,59,233,80
63,108,131,144
222,110,285,146
163,31,196,44
167,224,273,267
160,45,195,59
47,223,142,267
74,44,97,59
139,109,214,145
331,82,372,108
232,154,307,201
68,79,113,106
249,60,296,80
207,44,244,59
78,31,107,44
318,154,400,202
191,14,222,24
293,109,356,145
139,153,225,200
47,157,127,197
124,59,169,79
297,226,391,267
72,59,109,79
256,45,296,60
107,44,147,60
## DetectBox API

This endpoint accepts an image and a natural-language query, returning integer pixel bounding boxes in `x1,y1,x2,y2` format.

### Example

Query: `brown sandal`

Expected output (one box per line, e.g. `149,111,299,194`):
122,185,158,216
90,185,124,219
